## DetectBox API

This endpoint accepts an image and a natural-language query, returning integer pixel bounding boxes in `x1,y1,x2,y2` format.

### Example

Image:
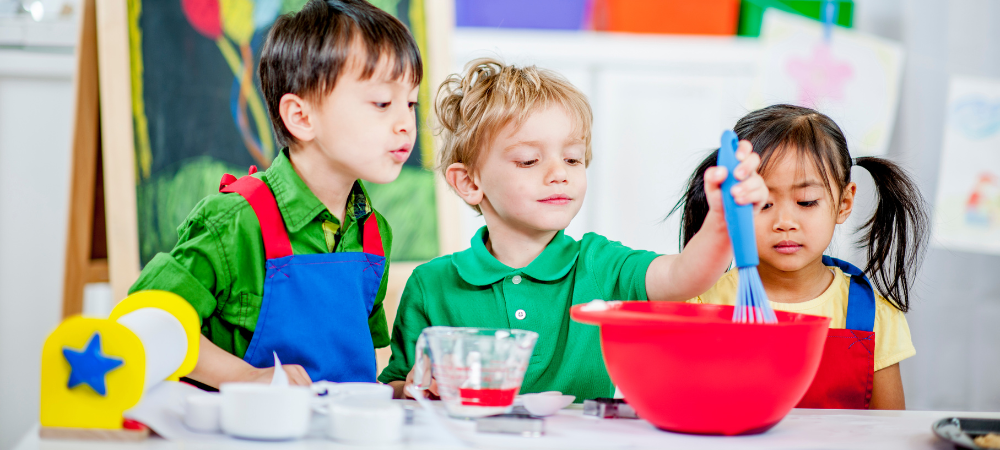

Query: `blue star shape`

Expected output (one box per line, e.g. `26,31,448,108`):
62,332,123,396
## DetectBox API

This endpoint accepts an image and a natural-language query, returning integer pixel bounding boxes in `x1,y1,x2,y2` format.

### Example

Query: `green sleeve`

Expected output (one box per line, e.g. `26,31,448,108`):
377,269,428,383
129,214,228,324
367,212,393,348
583,234,660,301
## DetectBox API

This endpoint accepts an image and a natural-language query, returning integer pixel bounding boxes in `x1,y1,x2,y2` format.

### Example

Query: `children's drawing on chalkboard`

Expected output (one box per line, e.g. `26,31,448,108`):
933,76,1000,255
128,0,439,266
178,0,280,167
748,9,903,156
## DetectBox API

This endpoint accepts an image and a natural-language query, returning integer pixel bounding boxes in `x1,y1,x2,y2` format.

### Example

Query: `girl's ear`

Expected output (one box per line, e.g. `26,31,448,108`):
837,182,857,224
279,93,315,143
446,163,484,207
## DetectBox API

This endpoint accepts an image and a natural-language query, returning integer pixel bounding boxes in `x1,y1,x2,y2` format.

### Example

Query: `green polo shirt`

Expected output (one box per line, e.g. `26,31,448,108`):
378,227,658,400
130,149,392,359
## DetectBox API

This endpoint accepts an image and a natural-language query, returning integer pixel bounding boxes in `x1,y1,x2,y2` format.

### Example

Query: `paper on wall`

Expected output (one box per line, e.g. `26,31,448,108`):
932,76,1000,255
748,9,904,156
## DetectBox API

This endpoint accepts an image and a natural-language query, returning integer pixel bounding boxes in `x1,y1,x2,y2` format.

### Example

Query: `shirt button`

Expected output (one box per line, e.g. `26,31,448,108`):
512,275,522,285
515,309,526,320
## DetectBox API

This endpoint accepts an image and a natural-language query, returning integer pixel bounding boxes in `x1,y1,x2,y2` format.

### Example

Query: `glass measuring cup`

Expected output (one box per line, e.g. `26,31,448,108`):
412,327,538,419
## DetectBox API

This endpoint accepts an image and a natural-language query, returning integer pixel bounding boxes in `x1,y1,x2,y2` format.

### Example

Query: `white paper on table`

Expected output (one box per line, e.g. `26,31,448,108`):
124,381,229,441
748,9,904,156
270,351,289,387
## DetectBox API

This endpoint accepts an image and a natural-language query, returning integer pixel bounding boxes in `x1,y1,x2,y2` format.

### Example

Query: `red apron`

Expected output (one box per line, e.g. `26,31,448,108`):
796,256,876,409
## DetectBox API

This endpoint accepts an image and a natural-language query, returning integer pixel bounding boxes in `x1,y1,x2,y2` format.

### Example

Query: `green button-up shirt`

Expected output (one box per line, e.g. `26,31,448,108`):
378,227,658,400
130,150,392,358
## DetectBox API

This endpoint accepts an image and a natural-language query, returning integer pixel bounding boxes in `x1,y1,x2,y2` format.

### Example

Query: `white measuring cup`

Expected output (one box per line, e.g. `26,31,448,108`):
412,327,538,419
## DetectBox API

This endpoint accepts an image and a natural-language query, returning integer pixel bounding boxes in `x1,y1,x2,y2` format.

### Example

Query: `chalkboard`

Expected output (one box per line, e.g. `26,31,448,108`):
126,0,440,266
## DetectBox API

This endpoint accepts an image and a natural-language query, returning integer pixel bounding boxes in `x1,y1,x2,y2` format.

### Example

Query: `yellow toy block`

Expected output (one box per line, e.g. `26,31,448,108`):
40,317,145,429
39,290,201,431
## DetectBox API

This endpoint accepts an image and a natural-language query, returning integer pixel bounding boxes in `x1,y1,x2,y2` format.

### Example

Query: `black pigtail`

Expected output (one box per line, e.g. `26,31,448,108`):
669,150,719,250
853,157,929,313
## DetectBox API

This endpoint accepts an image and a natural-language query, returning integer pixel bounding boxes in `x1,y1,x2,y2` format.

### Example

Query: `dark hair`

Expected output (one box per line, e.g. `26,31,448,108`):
671,104,928,313
259,0,423,146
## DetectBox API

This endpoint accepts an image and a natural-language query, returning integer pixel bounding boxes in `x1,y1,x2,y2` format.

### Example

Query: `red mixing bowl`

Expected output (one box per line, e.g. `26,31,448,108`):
571,301,830,436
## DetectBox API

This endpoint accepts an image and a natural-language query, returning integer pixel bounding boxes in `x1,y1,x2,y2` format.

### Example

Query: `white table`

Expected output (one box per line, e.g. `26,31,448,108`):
13,404,994,450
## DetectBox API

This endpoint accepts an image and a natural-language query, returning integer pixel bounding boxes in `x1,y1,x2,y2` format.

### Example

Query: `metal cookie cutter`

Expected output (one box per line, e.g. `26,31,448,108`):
583,398,639,419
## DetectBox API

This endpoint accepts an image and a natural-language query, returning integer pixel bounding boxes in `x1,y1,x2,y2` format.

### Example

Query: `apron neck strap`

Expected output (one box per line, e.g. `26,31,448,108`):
220,170,293,260
822,255,876,332
362,214,385,257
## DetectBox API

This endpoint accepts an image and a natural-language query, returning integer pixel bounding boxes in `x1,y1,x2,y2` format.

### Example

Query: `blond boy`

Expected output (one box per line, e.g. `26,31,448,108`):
378,59,767,399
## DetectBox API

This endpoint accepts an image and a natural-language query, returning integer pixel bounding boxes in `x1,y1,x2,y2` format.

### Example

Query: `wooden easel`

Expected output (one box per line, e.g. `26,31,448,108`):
62,0,141,317
61,0,106,318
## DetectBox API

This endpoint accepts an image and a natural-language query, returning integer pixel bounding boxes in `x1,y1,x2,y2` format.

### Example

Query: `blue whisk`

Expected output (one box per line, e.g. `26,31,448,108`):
717,130,778,324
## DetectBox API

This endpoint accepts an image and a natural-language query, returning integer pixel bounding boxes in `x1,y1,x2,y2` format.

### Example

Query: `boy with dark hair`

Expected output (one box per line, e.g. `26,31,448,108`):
130,0,422,387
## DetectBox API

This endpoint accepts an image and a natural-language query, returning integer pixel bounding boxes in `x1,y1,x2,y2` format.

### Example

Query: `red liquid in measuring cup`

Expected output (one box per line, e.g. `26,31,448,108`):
458,387,518,407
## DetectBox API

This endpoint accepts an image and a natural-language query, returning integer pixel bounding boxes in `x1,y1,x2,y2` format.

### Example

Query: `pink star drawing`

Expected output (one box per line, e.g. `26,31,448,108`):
786,44,853,108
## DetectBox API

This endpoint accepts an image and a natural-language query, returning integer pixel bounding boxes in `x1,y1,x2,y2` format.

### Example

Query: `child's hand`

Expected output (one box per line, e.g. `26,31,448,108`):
403,363,440,399
241,364,313,386
704,140,768,214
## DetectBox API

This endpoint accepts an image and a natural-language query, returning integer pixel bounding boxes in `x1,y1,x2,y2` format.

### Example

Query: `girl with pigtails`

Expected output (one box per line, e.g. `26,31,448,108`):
676,104,929,410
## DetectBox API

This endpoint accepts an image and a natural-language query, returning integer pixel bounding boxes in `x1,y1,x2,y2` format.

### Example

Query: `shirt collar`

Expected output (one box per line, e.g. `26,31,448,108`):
453,226,580,286
264,149,371,232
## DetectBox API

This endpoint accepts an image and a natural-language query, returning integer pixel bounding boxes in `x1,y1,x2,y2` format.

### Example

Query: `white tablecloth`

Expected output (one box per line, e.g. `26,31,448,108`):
16,403,996,450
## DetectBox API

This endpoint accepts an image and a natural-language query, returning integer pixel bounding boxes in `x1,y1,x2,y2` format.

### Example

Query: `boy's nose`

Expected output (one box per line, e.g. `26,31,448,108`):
547,161,568,184
394,107,415,135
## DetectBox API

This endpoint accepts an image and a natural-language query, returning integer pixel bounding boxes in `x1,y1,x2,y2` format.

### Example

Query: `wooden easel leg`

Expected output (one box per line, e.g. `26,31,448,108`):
62,0,106,318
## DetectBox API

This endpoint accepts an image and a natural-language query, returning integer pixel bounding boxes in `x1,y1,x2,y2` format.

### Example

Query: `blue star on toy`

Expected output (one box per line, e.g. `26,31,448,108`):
62,332,124,396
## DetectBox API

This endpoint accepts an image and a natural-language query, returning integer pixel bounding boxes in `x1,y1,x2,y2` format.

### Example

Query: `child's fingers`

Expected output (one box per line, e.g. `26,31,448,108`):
704,166,727,186
735,140,754,161
703,166,727,212
733,148,760,181
731,174,766,206
402,382,416,399
286,364,312,386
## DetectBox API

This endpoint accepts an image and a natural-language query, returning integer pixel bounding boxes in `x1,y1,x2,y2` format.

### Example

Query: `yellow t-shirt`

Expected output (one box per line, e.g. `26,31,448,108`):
689,266,916,372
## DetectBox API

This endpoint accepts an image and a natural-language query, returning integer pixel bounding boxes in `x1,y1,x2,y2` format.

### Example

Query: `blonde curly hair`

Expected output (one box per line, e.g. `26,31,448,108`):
435,58,593,213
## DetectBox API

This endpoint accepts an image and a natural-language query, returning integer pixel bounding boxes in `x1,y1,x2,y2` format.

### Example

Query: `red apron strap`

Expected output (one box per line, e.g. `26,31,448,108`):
362,214,385,257
219,174,293,260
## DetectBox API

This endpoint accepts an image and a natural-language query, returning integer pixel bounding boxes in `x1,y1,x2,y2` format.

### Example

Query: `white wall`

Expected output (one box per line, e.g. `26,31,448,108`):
867,0,1000,412
0,49,76,449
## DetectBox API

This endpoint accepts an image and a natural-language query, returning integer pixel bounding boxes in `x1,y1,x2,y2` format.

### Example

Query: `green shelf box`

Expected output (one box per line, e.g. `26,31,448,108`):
738,0,853,37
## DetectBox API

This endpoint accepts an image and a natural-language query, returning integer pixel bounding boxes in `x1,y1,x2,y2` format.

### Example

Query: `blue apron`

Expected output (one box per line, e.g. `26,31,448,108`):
219,169,386,382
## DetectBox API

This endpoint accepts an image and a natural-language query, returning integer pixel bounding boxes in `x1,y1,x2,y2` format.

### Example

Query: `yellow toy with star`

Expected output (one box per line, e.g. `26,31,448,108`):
40,290,199,435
